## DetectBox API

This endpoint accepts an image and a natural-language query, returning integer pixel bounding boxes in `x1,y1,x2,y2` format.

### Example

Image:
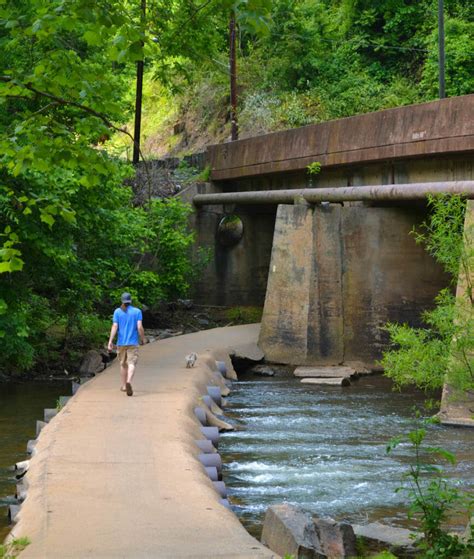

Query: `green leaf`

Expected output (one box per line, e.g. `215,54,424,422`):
9,256,24,271
83,30,102,46
40,212,55,227
60,209,76,224
34,64,46,76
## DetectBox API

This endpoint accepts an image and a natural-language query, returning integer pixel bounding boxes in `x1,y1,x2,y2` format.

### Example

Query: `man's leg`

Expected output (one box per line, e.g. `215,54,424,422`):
121,363,128,390
125,348,139,396
127,363,136,384
118,347,128,390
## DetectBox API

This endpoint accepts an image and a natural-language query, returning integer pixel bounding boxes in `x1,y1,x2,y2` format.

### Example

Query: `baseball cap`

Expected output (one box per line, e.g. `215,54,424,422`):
121,292,132,304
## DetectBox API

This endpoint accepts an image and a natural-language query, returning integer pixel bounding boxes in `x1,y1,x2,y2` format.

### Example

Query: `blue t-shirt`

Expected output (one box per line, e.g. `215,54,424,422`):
113,305,142,346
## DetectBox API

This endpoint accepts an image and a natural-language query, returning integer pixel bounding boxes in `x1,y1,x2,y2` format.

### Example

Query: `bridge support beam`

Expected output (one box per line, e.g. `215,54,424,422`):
259,203,450,366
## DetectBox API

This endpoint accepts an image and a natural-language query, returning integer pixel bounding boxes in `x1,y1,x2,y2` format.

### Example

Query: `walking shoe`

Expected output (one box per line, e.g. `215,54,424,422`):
120,386,126,392
125,382,133,396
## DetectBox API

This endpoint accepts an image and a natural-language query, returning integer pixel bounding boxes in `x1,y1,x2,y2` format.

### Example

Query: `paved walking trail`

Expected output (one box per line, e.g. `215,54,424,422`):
11,324,278,558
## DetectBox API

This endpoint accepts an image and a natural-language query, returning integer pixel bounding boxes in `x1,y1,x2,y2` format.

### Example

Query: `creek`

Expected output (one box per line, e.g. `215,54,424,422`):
0,381,71,542
1,374,473,546
219,373,474,538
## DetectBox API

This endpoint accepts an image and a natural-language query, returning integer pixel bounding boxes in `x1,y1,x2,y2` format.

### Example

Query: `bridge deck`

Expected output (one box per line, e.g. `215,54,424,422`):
11,325,276,558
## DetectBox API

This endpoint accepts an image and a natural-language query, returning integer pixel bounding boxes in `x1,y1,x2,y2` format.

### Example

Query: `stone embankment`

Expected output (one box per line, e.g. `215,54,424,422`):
7,324,277,558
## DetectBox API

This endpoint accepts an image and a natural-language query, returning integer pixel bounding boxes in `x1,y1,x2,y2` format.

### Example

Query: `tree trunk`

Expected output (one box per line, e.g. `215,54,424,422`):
133,0,147,164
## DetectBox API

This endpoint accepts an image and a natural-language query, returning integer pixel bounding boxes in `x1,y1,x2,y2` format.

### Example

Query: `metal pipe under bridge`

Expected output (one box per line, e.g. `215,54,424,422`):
193,181,474,206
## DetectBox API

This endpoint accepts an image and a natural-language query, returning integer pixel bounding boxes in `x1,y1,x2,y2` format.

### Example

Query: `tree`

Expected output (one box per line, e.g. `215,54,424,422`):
382,196,473,392
0,0,203,374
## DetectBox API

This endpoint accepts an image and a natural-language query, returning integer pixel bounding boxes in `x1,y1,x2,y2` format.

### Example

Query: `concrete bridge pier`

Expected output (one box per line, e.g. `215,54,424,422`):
258,202,450,367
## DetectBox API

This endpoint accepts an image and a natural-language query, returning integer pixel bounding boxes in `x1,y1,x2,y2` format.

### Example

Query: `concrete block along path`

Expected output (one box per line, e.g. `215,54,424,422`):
10,324,278,559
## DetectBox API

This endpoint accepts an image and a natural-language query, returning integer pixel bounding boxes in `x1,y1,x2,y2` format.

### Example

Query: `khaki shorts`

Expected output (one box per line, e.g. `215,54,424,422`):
118,346,139,367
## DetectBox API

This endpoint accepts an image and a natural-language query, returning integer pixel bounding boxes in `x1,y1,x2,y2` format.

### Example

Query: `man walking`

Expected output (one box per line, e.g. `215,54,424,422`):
108,293,146,396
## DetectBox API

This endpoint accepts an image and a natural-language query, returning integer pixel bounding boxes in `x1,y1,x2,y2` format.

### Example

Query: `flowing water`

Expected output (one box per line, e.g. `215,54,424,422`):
219,373,474,538
0,381,71,542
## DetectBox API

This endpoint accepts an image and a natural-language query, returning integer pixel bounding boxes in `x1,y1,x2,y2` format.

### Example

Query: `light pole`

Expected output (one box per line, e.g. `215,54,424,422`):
438,0,446,99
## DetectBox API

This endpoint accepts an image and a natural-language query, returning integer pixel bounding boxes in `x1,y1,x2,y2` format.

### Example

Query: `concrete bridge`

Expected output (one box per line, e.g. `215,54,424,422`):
184,94,474,368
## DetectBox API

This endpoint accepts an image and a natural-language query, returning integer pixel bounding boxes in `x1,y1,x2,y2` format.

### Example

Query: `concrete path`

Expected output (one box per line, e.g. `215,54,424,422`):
11,324,278,558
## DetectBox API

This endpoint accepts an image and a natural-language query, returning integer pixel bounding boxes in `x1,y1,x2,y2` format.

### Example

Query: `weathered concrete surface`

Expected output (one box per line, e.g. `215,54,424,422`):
208,95,474,180
439,199,474,427
260,204,450,366
192,203,275,306
293,367,355,378
300,378,351,386
258,204,313,362
308,205,344,363
341,205,448,363
181,182,276,306
9,324,277,559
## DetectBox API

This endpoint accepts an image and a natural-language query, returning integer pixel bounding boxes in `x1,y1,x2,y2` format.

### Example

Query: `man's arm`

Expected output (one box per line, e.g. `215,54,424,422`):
108,323,118,351
137,320,146,345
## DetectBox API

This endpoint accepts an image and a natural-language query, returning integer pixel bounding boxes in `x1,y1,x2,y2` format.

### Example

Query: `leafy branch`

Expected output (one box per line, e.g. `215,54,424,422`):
0,75,140,156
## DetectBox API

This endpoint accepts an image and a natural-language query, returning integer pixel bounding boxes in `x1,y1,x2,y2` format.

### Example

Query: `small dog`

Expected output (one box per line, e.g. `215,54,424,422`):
185,352,197,368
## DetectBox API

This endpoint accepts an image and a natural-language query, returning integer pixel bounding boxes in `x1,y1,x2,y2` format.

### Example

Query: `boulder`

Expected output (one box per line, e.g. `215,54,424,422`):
79,350,104,375
157,330,173,340
229,343,265,372
301,378,351,387
294,367,355,378
342,361,372,375
313,517,356,558
249,365,275,377
102,349,116,363
177,298,193,309
352,522,418,558
261,504,326,559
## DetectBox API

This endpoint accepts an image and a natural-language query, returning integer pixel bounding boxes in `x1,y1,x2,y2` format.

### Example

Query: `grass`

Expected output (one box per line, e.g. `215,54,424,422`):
0,538,30,559
226,306,263,324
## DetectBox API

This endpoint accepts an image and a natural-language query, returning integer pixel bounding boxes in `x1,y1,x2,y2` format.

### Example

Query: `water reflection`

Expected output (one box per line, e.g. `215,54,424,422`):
0,381,70,542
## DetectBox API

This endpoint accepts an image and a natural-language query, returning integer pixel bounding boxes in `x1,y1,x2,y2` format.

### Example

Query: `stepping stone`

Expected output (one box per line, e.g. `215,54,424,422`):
353,522,418,557
294,366,355,378
301,377,351,386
